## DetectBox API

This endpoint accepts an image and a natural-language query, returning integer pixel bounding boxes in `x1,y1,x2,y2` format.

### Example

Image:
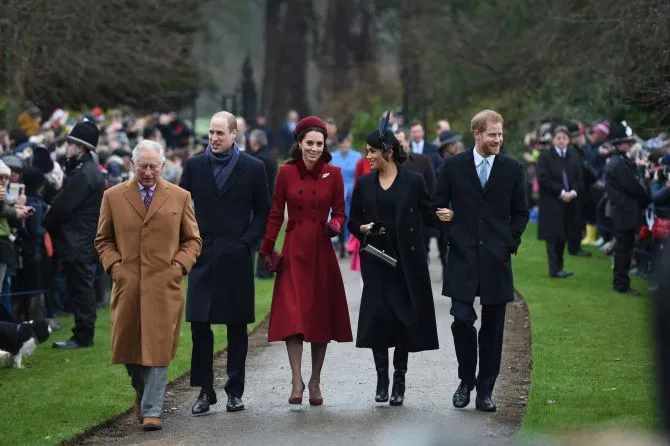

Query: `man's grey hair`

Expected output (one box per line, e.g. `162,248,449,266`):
132,139,166,163
249,129,268,147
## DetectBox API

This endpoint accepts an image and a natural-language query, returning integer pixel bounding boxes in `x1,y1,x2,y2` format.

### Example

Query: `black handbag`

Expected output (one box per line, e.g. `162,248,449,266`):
361,228,398,268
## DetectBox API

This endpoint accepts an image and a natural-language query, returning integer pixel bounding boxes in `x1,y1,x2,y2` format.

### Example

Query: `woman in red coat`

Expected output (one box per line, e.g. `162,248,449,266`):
260,116,353,408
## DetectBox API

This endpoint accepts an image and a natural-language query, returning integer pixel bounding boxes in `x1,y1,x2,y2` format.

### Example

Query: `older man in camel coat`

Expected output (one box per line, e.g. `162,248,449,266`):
95,140,201,431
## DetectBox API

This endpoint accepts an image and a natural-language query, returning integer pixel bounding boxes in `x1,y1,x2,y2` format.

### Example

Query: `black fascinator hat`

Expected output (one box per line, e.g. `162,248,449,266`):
365,111,406,164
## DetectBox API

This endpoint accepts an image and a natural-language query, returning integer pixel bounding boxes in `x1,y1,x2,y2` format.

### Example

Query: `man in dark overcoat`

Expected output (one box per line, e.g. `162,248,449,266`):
180,111,270,414
537,126,584,278
435,109,529,412
47,120,105,350
604,123,650,294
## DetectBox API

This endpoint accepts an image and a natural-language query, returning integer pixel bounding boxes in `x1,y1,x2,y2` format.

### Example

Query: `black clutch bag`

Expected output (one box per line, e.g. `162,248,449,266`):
362,225,398,268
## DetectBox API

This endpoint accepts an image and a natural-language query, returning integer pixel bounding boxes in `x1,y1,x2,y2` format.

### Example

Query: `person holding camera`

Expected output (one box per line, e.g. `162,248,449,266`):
348,125,439,407
0,160,33,315
604,123,650,295
259,116,352,408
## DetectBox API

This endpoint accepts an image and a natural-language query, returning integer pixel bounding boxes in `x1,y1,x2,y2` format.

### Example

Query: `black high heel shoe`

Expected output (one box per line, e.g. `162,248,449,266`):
289,381,305,408
389,369,406,406
375,368,389,403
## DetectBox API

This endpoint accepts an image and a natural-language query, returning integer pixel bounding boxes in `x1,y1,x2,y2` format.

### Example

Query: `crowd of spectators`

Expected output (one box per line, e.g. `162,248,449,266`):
522,119,670,293
3,101,666,366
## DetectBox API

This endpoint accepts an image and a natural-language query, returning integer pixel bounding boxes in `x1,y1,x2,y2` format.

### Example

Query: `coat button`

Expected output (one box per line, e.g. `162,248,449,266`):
479,241,483,246
410,245,415,251
409,207,414,213
409,227,414,232
298,189,303,194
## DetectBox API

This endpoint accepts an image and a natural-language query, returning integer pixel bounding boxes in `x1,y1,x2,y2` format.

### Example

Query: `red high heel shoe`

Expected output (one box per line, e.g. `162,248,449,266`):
308,381,323,406
289,381,305,406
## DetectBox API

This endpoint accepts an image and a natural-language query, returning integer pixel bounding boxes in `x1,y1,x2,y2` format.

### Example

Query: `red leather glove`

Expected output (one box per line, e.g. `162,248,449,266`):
326,220,341,237
263,251,282,273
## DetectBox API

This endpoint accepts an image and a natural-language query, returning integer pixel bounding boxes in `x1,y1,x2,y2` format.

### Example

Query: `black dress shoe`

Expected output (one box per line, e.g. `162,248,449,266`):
615,287,641,296
475,394,497,412
389,369,406,406
191,388,217,416
452,381,474,408
375,369,389,403
52,339,92,349
570,250,592,257
226,395,245,412
550,271,574,279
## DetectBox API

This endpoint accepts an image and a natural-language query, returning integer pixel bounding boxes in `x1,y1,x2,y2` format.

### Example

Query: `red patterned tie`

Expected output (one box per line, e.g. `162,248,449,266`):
143,186,153,209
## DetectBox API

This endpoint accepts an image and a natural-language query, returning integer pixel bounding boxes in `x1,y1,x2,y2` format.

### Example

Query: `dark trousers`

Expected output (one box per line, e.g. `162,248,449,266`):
545,238,566,276
63,259,97,345
613,229,636,291
190,321,248,398
450,301,507,396
567,233,583,255
372,347,408,372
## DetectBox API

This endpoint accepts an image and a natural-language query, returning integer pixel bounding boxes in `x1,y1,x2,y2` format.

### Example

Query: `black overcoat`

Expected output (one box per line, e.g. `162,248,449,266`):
435,151,529,305
45,152,104,262
605,153,650,232
348,168,439,352
180,152,270,324
536,147,584,241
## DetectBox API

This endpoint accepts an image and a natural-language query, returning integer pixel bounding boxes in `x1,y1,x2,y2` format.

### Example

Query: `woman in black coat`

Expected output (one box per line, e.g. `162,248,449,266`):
348,129,439,407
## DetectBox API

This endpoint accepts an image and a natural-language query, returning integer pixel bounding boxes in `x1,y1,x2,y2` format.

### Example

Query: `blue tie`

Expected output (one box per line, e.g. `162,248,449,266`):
478,158,489,188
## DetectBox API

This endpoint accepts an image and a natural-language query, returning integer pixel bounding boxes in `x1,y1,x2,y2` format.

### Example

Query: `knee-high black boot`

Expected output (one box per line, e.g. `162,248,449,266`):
390,348,408,406
372,348,389,403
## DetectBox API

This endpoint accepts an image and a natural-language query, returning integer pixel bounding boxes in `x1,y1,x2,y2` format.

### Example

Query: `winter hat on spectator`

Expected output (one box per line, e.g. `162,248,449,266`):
22,167,46,195
609,120,636,145
0,160,11,177
66,120,99,151
592,121,610,137
438,130,462,146
32,144,54,174
1,154,24,172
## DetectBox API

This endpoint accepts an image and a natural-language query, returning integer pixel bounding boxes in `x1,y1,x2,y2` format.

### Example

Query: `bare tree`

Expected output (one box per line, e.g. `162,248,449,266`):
0,0,203,126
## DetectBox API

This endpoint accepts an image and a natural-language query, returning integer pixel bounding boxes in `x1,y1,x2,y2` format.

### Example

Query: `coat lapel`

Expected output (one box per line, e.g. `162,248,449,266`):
483,155,502,195
144,179,170,223
123,179,147,220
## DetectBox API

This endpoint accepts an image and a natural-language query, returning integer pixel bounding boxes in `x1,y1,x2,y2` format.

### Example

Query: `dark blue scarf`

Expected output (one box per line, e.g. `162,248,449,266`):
207,144,240,192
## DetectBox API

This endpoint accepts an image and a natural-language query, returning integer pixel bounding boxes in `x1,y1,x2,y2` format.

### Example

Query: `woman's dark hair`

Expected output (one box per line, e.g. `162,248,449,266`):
366,129,407,165
289,127,332,163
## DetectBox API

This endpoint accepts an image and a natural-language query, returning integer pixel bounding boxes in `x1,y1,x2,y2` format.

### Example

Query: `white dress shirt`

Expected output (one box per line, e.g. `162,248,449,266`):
411,140,425,155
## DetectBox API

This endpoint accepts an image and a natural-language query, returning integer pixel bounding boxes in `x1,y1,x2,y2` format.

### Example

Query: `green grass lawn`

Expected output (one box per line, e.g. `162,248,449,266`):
0,276,275,445
515,223,657,435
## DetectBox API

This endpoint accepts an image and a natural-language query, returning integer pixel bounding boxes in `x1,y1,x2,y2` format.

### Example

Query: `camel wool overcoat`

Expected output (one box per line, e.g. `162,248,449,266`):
95,178,201,366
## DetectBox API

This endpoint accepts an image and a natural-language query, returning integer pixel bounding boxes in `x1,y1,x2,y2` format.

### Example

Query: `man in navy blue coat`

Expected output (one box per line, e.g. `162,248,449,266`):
435,110,529,413
180,111,270,415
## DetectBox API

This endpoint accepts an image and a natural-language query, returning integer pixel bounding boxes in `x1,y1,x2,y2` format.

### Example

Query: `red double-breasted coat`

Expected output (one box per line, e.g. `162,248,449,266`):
260,159,353,343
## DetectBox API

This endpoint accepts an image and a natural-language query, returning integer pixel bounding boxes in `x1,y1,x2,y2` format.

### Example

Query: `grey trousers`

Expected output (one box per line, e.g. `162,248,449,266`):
125,365,168,418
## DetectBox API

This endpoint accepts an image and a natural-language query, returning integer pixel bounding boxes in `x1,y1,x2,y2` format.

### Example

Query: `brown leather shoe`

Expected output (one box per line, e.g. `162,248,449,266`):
142,417,162,431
